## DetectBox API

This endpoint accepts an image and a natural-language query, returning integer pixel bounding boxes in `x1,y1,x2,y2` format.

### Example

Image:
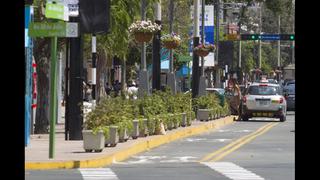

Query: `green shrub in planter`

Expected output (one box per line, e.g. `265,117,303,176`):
138,118,148,137
173,114,180,129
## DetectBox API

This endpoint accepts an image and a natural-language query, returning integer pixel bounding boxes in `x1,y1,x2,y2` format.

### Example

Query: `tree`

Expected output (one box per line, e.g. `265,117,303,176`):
32,0,67,133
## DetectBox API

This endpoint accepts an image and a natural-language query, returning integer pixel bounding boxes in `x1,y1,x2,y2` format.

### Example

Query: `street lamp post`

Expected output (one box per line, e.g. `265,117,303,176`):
138,0,149,97
258,3,262,69
198,0,207,96
214,0,221,88
191,0,200,98
167,0,176,93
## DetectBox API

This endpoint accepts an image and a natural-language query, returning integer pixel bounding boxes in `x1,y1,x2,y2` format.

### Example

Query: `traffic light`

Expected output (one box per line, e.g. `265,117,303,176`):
240,34,260,40
280,34,295,41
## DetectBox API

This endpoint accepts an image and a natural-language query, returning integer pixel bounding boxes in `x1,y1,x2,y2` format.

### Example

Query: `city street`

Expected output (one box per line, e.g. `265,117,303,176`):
26,112,294,180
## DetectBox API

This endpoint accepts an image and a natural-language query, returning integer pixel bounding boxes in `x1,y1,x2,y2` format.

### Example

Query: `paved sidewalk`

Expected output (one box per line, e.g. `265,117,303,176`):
25,116,236,169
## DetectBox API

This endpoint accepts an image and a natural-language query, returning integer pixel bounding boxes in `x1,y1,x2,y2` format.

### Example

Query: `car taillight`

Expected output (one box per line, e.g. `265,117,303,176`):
243,96,247,103
280,97,284,103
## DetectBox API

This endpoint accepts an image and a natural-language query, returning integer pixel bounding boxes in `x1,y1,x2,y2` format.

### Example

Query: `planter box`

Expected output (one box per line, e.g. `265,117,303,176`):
197,109,211,121
181,113,187,127
82,130,105,153
105,126,119,147
119,128,129,143
131,120,139,139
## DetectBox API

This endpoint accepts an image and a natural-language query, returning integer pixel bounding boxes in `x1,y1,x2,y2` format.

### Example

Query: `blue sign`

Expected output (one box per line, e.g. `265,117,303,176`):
189,26,215,52
260,34,280,40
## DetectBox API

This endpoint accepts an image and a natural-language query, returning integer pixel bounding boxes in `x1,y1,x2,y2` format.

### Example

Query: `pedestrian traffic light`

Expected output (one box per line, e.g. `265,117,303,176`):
240,34,260,40
280,34,295,41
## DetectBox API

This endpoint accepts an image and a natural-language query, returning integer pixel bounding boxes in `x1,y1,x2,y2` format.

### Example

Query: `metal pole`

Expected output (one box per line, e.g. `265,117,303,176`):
292,0,295,64
214,0,221,88
141,0,146,70
198,0,207,96
277,15,281,67
201,0,205,76
169,0,174,73
49,36,58,159
152,1,161,91
192,0,200,98
64,38,69,140
92,34,97,106
138,0,150,97
258,3,262,69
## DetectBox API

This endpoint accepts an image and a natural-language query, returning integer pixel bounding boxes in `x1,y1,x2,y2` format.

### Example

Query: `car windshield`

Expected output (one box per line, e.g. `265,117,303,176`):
247,86,280,95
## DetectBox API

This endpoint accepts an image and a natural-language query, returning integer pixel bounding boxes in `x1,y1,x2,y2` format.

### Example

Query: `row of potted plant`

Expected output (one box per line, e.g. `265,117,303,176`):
82,89,195,152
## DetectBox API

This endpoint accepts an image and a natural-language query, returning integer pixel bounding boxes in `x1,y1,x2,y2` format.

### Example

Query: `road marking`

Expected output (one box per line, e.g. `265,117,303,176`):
79,168,119,180
202,162,264,180
210,123,278,162
199,122,277,162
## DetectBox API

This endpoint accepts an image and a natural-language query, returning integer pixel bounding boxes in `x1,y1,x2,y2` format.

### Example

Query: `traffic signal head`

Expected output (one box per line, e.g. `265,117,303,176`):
241,34,260,40
280,34,295,41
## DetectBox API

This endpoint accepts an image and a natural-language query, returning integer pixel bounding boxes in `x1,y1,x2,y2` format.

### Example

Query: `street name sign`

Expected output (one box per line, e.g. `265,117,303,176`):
29,22,78,37
45,3,68,21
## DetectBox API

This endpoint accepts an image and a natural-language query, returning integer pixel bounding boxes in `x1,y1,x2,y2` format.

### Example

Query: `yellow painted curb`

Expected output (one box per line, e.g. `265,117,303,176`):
25,116,236,170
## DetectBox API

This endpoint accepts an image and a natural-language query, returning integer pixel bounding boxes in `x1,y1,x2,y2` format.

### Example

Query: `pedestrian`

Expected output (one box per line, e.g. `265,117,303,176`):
113,80,121,96
105,82,112,96
84,84,92,102
127,81,138,99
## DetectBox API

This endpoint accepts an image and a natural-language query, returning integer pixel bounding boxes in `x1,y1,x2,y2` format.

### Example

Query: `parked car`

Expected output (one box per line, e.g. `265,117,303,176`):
284,83,295,111
206,88,225,106
240,82,287,122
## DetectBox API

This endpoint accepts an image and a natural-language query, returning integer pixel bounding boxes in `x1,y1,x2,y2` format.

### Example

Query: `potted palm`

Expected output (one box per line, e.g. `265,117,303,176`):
193,43,215,57
129,20,161,43
161,33,181,49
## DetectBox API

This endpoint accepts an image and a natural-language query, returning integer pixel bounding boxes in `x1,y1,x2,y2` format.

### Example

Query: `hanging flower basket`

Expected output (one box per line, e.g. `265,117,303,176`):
161,33,181,49
129,20,161,44
193,44,215,57
134,32,153,43
195,49,210,57
163,40,180,49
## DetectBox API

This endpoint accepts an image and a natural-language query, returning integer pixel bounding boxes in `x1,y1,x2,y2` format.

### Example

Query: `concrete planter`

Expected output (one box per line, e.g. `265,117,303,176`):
181,113,187,127
119,128,129,143
82,130,105,153
131,120,139,139
197,109,211,121
105,126,119,147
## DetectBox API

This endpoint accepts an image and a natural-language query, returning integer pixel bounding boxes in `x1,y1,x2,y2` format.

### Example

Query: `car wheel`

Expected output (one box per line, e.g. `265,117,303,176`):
280,115,286,122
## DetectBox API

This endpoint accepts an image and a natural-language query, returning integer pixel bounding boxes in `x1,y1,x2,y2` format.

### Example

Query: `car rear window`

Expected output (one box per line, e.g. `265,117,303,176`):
247,86,280,95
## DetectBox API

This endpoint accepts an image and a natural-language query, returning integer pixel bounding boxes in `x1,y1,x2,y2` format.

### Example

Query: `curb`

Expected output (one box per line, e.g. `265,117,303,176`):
25,116,236,170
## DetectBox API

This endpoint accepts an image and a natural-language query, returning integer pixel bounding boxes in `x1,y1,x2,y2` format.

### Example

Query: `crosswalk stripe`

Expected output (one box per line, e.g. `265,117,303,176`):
79,168,119,180
202,162,264,180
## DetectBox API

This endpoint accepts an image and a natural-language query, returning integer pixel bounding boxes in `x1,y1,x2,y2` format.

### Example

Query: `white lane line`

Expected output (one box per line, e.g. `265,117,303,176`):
79,168,119,180
201,162,264,180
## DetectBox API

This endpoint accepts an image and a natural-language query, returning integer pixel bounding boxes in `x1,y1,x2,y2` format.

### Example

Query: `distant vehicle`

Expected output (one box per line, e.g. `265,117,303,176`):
206,88,226,107
206,88,225,96
284,83,295,111
284,79,295,86
266,79,278,84
283,64,295,81
240,82,287,122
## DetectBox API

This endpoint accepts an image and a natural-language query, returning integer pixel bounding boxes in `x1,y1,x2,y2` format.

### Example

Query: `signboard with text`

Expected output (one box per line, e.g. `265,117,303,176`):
29,22,78,37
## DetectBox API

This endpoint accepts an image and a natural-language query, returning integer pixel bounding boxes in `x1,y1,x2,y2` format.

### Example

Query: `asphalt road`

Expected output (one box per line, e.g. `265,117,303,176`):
26,112,295,180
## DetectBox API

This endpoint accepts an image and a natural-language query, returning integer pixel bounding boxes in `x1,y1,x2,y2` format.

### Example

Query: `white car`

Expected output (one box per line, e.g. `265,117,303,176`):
240,82,287,122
